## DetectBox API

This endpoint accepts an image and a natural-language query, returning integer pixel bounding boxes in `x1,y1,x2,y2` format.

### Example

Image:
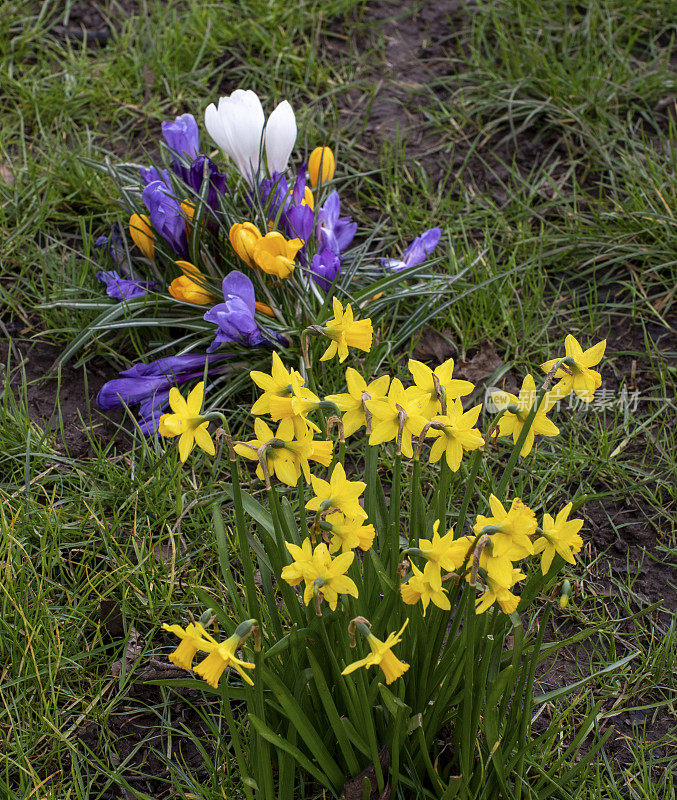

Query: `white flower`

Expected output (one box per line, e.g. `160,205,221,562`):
205,89,265,186
204,90,297,185
265,100,296,175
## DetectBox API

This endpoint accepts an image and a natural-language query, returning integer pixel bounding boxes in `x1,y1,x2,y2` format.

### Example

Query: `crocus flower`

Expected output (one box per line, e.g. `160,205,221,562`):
162,113,199,159
253,232,303,279
142,179,188,257
284,203,314,243
168,262,218,305
172,155,227,213
97,353,228,435
264,100,296,175
230,222,262,269
139,166,172,186
309,247,340,291
96,270,158,301
308,146,335,188
129,213,154,261
204,271,275,351
380,227,442,272
93,225,124,264
316,191,356,254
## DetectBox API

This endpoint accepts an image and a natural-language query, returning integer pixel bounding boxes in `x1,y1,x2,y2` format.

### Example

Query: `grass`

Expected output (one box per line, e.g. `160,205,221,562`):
1,0,675,797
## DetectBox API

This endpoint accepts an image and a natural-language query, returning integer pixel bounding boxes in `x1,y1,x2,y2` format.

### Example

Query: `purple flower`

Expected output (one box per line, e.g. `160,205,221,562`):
259,171,291,220
142,179,187,257
285,203,314,242
96,270,158,301
94,226,125,264
162,114,199,160
173,155,227,213
309,248,341,292
97,353,228,435
316,191,356,254
204,271,274,352
139,166,172,186
380,227,442,272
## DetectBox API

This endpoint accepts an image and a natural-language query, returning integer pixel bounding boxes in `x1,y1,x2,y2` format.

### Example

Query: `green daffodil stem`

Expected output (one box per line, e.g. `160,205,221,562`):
228,451,260,620
409,458,423,547
220,683,255,800
456,448,483,536
437,459,451,530
389,453,403,580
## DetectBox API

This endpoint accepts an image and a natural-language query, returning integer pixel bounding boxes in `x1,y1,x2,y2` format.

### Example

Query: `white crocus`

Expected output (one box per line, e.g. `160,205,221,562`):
265,100,297,175
205,89,265,186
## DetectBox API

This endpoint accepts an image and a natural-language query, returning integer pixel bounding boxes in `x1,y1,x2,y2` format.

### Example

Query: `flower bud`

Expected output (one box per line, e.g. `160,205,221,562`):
129,213,154,261
230,222,262,269
308,147,335,188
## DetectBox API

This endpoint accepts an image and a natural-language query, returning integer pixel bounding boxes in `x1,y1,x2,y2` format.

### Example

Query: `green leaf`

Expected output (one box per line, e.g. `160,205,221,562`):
533,651,639,705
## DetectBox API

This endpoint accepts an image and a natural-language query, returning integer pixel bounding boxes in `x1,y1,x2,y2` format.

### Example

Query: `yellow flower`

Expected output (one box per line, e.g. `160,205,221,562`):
255,300,276,317
250,352,304,416
400,562,451,615
341,620,409,685
366,378,429,458
129,213,154,260
418,520,471,572
308,146,335,188
269,374,321,435
492,374,559,456
475,569,526,615
283,540,359,611
541,335,606,403
230,222,262,269
324,512,376,553
319,298,373,363
533,503,584,574
158,382,215,462
281,538,315,586
306,462,367,520
280,420,334,481
162,622,205,671
169,261,218,305
193,629,256,688
427,400,484,470
253,231,303,278
325,368,390,437
234,418,301,486
408,358,474,415
474,495,536,560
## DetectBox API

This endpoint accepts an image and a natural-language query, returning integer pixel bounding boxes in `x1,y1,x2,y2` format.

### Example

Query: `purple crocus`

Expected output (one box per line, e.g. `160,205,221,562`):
316,191,356,254
93,225,125,264
259,171,291,220
139,166,172,186
285,203,314,242
380,227,443,272
173,155,227,213
162,114,199,160
142,179,188,257
309,248,341,292
97,353,229,435
96,270,158,301
204,271,274,352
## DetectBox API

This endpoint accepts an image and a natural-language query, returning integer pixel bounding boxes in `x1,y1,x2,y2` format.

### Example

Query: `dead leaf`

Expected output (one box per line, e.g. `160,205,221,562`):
111,627,143,677
412,327,455,362
455,342,502,383
0,163,14,186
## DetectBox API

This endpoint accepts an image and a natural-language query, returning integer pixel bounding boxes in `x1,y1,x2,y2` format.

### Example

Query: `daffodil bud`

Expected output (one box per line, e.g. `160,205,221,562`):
230,222,262,269
559,579,572,609
308,146,335,188
129,213,154,261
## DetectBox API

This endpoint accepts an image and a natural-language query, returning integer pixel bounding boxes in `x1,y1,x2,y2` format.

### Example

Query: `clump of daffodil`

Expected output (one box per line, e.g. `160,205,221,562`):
491,374,559,456
408,357,474,415
169,261,218,305
319,298,373,363
426,399,484,470
158,381,215,462
269,374,323,436
230,222,262,269
541,335,606,403
533,503,584,574
366,379,429,458
325,368,390,437
306,462,367,521
129,213,154,261
250,352,304,417
281,540,358,612
400,561,451,615
308,146,335,188
342,619,409,685
253,231,303,278
474,495,537,560
323,512,376,554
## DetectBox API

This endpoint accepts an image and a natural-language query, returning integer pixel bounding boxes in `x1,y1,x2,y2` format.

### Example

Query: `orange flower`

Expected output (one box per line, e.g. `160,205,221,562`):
230,222,262,269
169,261,217,305
129,213,154,260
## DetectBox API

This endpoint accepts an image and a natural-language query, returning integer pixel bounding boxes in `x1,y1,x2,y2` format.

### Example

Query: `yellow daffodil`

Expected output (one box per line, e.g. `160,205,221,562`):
280,421,334,480
308,146,335,188
418,520,471,572
325,368,390,437
408,358,474,415
253,231,303,278
234,418,301,486
319,298,373,363
324,512,376,553
269,374,322,435
342,620,409,685
193,629,256,688
129,213,154,260
162,622,206,671
306,462,367,520
158,382,215,462
281,538,315,586
169,261,218,305
230,222,262,269
366,378,429,458
533,503,584,574
401,562,451,615
427,400,484,470
474,495,536,560
492,374,559,456
282,540,358,611
250,352,304,416
541,335,606,403
475,569,526,615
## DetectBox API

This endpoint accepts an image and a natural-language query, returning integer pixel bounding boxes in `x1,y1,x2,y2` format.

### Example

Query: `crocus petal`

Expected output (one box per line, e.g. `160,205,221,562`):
265,100,297,175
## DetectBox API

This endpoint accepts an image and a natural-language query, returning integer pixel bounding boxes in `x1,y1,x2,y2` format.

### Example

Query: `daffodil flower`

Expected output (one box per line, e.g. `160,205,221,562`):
418,520,471,572
306,462,367,520
162,622,206,671
324,512,376,553
475,569,526,615
282,539,359,611
474,495,536,560
158,381,215,462
408,357,474,415
427,400,484,470
319,298,373,363
491,374,559,456
533,503,584,574
342,620,409,685
325,368,390,437
366,379,429,458
400,562,451,615
193,629,256,688
541,335,606,403
269,374,322,436
250,352,304,416
234,418,301,486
